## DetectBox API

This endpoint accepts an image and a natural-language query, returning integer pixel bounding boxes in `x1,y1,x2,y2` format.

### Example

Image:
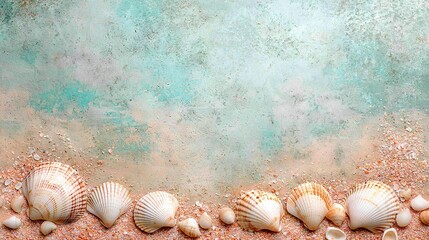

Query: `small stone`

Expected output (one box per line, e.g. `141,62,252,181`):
4,179,12,186
14,182,22,190
108,149,112,154
33,154,41,161
406,127,413,132
195,201,202,207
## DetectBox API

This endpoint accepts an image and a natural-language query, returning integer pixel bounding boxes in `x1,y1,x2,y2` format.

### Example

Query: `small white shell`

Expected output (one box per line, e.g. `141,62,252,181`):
219,207,235,225
400,189,411,200
134,191,179,233
237,190,284,232
178,218,201,238
396,208,412,227
287,182,332,231
10,195,25,213
2,216,21,229
325,226,346,240
40,221,57,235
198,212,212,229
326,203,346,227
382,228,398,240
410,195,429,211
87,182,132,228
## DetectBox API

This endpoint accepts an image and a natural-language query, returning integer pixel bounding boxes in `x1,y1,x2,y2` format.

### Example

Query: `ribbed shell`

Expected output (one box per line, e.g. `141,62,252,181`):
87,182,132,228
133,191,179,233
22,162,87,223
345,181,399,233
178,218,201,238
236,190,284,232
287,182,332,231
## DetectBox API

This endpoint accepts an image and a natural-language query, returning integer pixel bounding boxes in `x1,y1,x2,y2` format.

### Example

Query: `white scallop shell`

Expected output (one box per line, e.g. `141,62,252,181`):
396,208,411,227
22,162,87,223
219,207,235,225
410,195,429,211
87,182,132,228
198,212,212,229
10,195,25,213
2,216,21,229
287,182,332,231
133,191,179,233
345,181,399,233
237,190,284,232
325,226,346,240
41,221,57,235
382,228,398,240
326,203,346,227
178,218,201,238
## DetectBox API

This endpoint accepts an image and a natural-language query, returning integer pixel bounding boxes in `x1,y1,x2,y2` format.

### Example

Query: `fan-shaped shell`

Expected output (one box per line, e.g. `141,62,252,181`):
345,181,399,233
326,203,346,227
22,162,87,223
236,190,284,232
325,226,346,240
87,182,132,228
287,182,333,231
133,191,179,233
178,218,201,238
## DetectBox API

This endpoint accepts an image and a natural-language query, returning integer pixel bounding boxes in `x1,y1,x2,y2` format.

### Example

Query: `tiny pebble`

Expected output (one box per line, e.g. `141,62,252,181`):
15,182,22,190
33,154,41,161
4,179,12,186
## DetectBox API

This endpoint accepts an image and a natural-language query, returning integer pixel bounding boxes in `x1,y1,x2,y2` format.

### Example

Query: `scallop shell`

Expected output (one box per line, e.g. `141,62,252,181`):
219,207,235,225
87,182,132,228
396,208,411,227
382,228,398,240
237,190,284,232
410,195,429,211
22,162,87,223
326,203,346,227
420,210,429,225
287,182,332,231
325,226,346,240
10,195,25,213
178,218,201,238
199,212,212,229
133,191,179,233
40,221,57,235
345,181,399,233
2,216,21,229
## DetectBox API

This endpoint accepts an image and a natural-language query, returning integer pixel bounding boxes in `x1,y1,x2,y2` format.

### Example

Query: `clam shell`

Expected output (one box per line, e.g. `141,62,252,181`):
133,191,179,233
41,221,57,235
325,226,346,240
199,212,212,229
22,162,87,223
287,182,332,231
396,208,411,227
219,207,235,225
178,218,201,238
10,195,25,213
382,228,398,240
2,216,21,229
87,182,132,228
410,195,429,211
326,203,346,227
420,209,429,225
237,190,284,232
345,181,399,233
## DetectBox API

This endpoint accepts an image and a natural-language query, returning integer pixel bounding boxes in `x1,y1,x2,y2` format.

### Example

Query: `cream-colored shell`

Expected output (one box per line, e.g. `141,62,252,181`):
133,191,179,233
396,208,411,227
41,221,57,235
2,216,21,229
178,218,201,238
10,195,25,213
22,162,87,223
325,226,346,240
199,212,212,229
382,228,398,240
237,190,284,232
420,210,429,225
410,195,429,211
87,182,132,228
287,182,332,231
219,207,235,225
345,181,399,233
326,203,346,227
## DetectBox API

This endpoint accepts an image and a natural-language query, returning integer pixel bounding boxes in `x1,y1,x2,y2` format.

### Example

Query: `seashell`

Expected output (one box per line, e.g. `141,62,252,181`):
382,228,398,240
2,216,21,229
237,190,284,232
22,162,87,223
396,208,411,227
420,210,429,225
287,182,332,231
325,226,346,240
178,218,201,238
399,189,411,200
87,182,132,228
4,178,12,186
219,207,235,225
134,191,179,233
326,203,346,227
40,221,57,235
10,195,25,213
345,181,399,233
410,195,429,211
198,212,212,229
15,182,22,190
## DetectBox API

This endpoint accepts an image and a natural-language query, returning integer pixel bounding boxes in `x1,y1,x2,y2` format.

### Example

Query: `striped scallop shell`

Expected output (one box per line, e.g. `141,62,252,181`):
236,190,284,232
286,182,332,231
87,182,132,228
134,191,179,233
345,181,400,233
22,162,87,223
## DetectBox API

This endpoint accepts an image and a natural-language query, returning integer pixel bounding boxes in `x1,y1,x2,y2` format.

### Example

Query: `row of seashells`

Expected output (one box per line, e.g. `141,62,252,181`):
0,162,424,239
